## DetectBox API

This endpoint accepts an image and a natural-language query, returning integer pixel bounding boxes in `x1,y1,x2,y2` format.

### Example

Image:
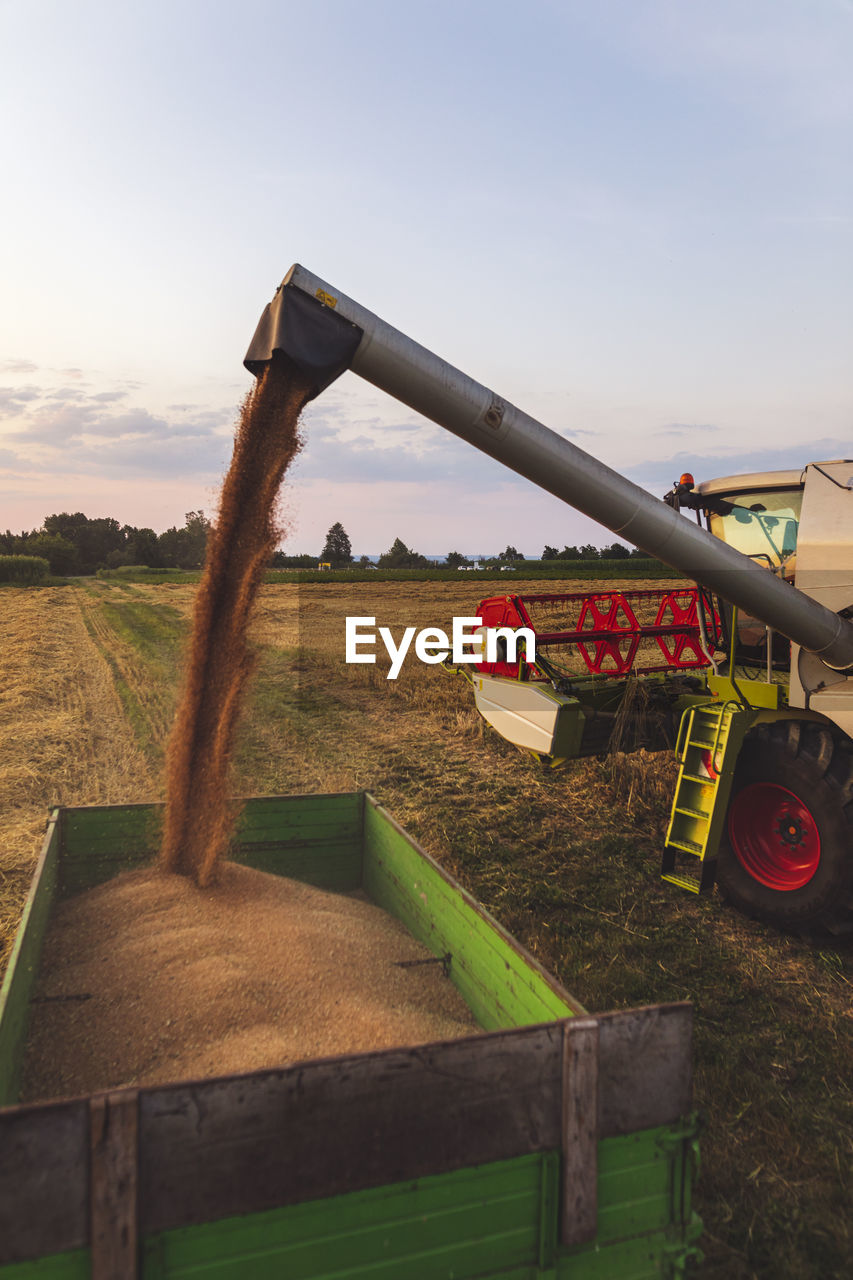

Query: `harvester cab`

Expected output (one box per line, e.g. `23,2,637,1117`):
245,267,853,938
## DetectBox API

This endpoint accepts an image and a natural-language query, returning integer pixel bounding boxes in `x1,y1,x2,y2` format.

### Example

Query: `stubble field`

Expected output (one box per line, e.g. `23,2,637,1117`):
1,577,851,1278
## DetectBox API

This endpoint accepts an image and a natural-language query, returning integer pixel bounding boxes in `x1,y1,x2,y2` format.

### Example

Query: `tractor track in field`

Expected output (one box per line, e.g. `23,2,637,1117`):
0,588,156,977
75,583,188,767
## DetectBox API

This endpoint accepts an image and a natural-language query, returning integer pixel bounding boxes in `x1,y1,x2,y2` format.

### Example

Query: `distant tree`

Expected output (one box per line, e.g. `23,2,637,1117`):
578,543,599,561
43,512,124,574
183,510,211,567
541,545,559,560
603,542,630,559
630,547,653,559
103,525,163,569
377,537,429,569
320,522,352,567
559,545,581,560
358,554,373,566
445,550,469,569
498,545,523,562
24,533,79,576
158,510,211,569
124,527,164,568
158,526,183,568
269,551,316,568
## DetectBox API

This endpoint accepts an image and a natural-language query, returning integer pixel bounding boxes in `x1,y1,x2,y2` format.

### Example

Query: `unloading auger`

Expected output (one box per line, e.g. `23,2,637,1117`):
245,266,853,937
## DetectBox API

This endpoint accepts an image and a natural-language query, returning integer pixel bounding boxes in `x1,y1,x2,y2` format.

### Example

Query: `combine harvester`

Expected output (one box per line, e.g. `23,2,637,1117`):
246,266,853,938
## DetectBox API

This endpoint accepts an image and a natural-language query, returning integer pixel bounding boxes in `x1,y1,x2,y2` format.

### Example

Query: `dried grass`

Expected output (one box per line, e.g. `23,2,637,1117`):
77,590,179,758
0,589,155,976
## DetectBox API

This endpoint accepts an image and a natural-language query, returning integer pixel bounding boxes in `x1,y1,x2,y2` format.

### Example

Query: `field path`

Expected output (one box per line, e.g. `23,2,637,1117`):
0,587,157,975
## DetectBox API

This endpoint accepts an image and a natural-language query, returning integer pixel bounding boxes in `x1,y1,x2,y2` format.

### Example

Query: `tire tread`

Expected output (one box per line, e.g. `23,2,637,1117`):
717,720,853,938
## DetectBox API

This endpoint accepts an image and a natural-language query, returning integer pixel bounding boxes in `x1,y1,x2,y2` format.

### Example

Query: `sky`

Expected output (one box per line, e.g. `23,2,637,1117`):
1,0,851,557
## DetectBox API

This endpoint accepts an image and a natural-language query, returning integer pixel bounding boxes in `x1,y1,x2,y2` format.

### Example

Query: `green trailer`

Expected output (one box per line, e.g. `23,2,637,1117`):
0,793,700,1278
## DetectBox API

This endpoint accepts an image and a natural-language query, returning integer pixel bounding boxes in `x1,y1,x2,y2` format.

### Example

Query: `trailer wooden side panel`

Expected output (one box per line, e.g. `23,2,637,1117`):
0,1125,699,1279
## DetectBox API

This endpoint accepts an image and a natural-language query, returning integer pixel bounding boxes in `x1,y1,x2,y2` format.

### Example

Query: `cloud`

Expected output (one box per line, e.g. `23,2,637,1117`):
90,390,129,403
287,393,593,493
0,360,38,374
43,386,89,402
0,386,42,413
625,438,852,493
291,401,495,487
17,402,100,441
651,422,722,438
0,448,32,470
0,376,236,481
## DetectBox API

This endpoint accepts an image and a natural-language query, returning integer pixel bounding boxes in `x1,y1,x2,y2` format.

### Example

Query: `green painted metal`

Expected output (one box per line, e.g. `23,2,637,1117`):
0,815,61,1106
706,671,780,710
229,840,363,890
229,792,364,890
363,797,582,1027
550,696,587,759
57,793,365,898
662,702,755,893
0,1250,89,1279
128,1126,694,1280
231,791,363,840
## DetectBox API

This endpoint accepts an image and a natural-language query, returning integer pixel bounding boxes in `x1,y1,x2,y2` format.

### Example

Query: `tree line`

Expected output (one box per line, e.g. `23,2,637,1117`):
269,525,435,569
1,513,653,577
272,524,652,569
0,511,212,576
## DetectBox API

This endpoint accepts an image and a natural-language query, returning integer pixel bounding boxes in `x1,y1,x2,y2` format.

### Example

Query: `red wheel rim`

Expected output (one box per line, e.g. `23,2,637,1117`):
728,783,820,891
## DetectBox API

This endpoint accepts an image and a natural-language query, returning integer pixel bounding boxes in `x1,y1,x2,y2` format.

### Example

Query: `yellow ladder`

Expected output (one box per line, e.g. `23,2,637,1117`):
662,701,753,894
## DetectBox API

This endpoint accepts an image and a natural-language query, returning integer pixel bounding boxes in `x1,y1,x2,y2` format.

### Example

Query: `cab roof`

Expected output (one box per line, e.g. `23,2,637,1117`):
695,468,804,497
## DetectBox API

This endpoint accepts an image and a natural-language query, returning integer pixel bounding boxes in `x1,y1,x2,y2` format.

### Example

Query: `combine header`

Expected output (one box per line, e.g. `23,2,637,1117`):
477,587,717,678
245,266,853,938
461,586,719,763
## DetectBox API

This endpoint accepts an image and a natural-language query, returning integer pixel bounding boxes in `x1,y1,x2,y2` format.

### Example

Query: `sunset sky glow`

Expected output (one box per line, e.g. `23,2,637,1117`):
1,0,851,556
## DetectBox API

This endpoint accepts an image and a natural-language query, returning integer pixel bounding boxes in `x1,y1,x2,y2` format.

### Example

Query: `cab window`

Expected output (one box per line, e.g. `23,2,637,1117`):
707,487,802,574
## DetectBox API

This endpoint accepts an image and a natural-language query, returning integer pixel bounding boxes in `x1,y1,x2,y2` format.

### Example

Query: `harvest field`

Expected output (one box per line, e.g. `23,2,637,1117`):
1,577,851,1278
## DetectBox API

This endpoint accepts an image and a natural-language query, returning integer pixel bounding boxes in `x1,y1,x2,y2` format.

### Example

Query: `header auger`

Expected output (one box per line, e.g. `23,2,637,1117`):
246,267,853,938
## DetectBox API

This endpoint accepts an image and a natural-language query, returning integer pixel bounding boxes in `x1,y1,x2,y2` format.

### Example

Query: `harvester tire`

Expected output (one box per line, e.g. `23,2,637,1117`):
717,721,853,937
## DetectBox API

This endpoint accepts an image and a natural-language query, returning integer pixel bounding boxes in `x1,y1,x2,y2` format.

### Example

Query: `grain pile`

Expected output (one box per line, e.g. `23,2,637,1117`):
160,352,310,886
21,863,478,1101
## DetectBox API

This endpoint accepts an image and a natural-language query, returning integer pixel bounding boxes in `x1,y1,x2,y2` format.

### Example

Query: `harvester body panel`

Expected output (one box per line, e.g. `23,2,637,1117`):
471,674,584,759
